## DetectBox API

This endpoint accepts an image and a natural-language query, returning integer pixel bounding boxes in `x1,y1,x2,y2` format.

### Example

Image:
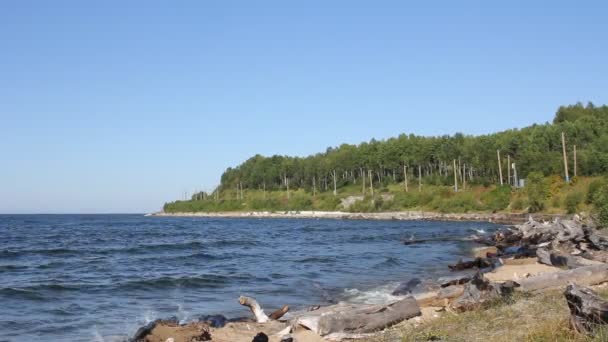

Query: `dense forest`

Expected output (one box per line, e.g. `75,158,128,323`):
218,103,608,193
163,103,608,224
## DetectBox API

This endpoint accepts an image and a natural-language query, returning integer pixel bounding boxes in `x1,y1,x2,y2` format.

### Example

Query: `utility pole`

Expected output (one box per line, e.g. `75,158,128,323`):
497,150,503,186
562,132,570,182
453,159,458,192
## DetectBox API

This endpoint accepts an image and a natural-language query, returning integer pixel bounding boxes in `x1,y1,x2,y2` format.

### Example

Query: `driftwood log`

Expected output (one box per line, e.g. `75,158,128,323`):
564,284,608,335
448,257,493,271
295,296,421,336
516,264,608,292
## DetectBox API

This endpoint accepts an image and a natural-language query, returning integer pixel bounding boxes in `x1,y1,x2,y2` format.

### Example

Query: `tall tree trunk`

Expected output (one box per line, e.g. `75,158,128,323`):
332,169,337,196
368,169,374,198
361,168,366,195
313,176,316,197
497,150,503,186
562,131,570,182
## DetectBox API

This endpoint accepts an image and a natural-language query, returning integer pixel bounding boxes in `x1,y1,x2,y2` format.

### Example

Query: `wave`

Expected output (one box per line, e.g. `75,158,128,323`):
374,256,401,267
341,283,405,305
116,273,270,291
0,264,29,272
0,287,47,301
296,256,337,264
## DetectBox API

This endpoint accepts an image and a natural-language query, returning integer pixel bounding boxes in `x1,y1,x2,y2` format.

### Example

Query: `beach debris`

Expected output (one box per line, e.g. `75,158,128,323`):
448,257,492,271
294,296,421,336
515,264,608,292
448,272,503,312
239,296,290,323
269,305,290,320
564,284,608,336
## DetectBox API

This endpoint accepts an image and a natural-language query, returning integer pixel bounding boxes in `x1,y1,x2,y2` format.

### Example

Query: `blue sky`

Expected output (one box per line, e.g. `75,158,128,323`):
1,1,607,213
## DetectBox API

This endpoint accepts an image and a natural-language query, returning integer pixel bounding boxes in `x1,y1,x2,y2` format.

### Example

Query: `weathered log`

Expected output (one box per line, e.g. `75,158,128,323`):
438,285,464,299
536,248,584,269
269,305,290,320
564,284,608,335
448,257,493,271
437,274,472,287
295,296,421,336
516,264,608,292
239,296,270,323
581,250,608,264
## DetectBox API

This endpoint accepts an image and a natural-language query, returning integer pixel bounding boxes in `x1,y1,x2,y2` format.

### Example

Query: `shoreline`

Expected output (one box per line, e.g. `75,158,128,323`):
149,210,566,225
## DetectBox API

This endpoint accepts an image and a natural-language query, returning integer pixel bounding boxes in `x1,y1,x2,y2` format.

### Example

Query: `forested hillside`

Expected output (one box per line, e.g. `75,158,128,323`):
163,103,608,221
219,103,607,192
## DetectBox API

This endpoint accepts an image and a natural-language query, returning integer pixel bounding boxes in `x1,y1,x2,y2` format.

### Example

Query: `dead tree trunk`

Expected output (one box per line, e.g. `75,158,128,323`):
239,296,269,323
453,159,458,192
516,264,608,292
564,284,608,335
361,168,366,195
332,169,337,196
295,297,420,336
497,150,503,186
562,131,570,182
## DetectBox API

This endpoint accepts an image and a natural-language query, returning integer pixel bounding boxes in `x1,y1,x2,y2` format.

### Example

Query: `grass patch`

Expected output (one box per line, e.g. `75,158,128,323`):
370,289,608,342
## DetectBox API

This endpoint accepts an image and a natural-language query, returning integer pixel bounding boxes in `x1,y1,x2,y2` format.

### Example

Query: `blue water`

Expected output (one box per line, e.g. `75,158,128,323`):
0,214,501,341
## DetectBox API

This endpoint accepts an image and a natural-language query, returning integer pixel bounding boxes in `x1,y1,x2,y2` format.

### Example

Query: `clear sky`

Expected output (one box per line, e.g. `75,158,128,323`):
1,1,607,213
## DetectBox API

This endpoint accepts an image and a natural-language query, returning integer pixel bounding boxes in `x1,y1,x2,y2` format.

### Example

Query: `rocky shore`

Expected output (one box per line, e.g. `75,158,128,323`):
150,210,566,225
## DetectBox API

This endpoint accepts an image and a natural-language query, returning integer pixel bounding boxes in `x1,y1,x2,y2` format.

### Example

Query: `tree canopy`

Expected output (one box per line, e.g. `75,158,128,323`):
217,103,608,194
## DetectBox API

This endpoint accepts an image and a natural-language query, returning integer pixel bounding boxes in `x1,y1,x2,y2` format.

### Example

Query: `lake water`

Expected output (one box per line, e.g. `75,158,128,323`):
0,214,501,341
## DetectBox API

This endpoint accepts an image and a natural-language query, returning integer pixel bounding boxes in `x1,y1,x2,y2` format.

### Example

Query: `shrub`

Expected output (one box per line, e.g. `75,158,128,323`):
392,192,420,209
511,198,527,211
527,172,548,213
482,186,511,212
551,195,562,209
564,192,584,214
593,185,608,228
430,192,480,213
587,178,607,204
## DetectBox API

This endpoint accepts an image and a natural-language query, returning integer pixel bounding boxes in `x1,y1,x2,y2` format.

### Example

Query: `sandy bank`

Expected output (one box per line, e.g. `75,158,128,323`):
149,210,565,225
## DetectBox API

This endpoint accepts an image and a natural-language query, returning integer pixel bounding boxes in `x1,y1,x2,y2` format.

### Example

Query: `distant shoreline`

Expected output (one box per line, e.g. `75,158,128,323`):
149,210,566,225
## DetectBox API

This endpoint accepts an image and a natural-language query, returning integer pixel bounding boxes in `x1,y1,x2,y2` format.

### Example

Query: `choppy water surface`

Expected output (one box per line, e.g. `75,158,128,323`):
0,215,501,341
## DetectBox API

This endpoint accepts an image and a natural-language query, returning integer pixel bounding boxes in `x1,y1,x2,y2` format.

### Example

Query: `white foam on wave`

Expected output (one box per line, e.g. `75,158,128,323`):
342,282,406,305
